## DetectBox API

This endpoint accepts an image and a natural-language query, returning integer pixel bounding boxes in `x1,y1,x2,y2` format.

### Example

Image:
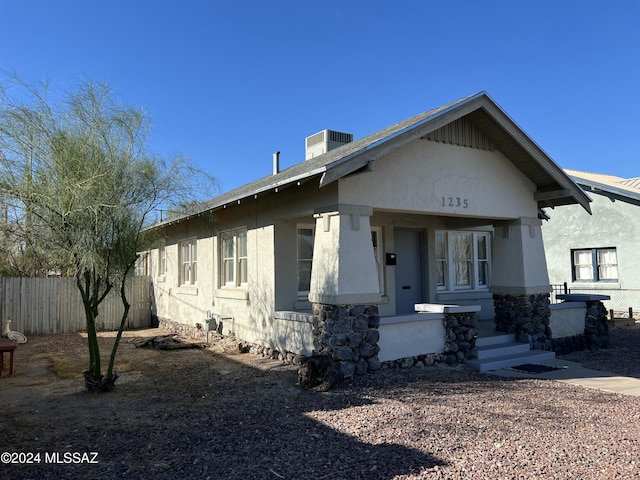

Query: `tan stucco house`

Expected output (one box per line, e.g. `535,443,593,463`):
145,92,591,376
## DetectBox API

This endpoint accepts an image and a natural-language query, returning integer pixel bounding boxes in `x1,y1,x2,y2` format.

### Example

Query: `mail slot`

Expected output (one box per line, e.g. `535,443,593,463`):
402,285,411,290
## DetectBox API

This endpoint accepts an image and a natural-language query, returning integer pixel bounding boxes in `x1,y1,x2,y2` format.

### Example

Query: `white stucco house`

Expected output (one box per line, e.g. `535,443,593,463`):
543,170,640,313
144,92,591,376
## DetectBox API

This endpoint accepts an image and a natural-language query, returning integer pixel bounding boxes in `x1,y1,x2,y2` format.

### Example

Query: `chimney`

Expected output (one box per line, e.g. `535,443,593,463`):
272,151,280,175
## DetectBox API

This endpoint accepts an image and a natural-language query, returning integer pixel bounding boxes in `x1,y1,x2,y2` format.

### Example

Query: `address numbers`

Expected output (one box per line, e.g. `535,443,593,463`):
441,196,469,208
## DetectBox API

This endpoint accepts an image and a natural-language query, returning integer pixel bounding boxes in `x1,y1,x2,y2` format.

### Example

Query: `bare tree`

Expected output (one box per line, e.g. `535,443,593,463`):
0,74,214,392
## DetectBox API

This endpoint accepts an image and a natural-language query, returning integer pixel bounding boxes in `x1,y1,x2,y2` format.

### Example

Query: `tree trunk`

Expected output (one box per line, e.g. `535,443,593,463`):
77,269,115,393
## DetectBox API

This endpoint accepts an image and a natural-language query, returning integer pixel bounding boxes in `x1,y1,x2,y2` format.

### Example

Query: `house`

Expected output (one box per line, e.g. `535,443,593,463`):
145,92,591,377
543,169,640,314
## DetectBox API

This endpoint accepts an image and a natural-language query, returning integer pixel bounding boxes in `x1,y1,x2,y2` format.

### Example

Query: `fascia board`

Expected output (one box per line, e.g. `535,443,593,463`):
480,95,592,214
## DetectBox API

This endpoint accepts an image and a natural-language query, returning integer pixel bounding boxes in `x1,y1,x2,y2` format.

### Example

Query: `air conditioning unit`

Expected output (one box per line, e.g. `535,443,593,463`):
305,129,353,160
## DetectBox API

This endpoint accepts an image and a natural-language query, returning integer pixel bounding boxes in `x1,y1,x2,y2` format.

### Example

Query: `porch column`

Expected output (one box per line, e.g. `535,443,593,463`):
490,217,552,350
309,205,382,379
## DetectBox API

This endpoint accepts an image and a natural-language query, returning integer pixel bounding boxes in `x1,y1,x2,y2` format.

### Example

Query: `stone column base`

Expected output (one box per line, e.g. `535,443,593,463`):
493,293,552,350
312,303,381,379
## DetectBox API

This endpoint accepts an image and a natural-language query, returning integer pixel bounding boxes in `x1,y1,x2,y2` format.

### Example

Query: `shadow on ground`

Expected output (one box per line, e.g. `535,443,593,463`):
0,331,447,480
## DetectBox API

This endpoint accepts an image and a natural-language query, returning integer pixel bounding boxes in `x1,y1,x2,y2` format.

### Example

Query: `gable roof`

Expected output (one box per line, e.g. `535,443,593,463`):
158,91,591,226
566,169,640,204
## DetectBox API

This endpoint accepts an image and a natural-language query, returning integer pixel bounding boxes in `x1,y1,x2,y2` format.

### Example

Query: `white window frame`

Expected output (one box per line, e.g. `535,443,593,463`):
158,243,167,278
220,229,248,288
179,238,197,286
135,252,149,276
296,225,315,296
436,230,491,292
572,247,618,282
371,227,384,294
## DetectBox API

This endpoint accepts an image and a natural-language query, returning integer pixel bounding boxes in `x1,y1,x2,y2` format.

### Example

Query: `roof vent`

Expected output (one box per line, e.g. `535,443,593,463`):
305,129,353,160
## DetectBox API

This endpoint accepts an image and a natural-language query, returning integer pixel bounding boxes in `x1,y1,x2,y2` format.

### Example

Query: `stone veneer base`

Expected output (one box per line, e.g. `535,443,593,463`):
494,293,552,350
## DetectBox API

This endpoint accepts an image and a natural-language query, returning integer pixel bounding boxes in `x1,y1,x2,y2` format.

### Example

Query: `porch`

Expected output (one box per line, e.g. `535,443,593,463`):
468,319,555,372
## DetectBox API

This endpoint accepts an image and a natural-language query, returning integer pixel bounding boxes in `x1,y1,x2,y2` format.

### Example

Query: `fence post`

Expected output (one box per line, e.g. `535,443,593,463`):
629,307,633,320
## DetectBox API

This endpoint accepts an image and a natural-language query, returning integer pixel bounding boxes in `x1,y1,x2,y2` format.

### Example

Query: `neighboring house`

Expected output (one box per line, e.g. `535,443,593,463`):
543,169,640,313
145,92,590,374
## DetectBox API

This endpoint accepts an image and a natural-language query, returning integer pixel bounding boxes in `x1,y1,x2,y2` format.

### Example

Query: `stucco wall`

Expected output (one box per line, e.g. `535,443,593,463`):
378,313,445,362
542,191,640,311
549,302,586,338
338,140,538,218
148,182,339,353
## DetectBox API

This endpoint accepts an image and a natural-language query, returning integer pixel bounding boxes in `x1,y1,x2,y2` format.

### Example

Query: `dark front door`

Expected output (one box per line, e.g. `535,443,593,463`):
394,229,424,314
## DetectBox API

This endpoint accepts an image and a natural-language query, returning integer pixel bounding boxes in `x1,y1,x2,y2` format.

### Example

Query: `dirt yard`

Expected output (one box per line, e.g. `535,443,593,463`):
1,325,639,480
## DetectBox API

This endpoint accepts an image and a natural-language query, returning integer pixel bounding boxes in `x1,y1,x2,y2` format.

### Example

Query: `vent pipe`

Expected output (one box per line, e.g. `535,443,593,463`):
272,151,280,175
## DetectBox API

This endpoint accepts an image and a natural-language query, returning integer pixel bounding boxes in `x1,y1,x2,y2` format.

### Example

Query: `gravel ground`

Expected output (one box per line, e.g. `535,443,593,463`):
0,324,639,480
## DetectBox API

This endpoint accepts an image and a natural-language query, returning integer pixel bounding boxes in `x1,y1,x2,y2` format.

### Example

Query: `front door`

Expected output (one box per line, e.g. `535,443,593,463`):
394,229,424,314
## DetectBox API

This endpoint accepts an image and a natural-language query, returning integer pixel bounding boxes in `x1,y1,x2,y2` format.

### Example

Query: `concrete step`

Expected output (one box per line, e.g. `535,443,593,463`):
476,341,531,360
476,333,516,348
467,349,556,372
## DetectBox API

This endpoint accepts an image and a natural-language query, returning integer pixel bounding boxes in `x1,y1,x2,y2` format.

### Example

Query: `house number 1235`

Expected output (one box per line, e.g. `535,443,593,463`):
441,196,469,208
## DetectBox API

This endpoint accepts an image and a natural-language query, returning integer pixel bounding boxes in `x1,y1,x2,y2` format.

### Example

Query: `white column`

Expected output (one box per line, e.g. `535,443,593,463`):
490,217,551,295
308,204,381,305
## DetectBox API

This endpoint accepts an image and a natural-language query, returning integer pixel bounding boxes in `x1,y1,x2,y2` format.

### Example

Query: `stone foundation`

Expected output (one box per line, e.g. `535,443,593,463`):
160,308,483,377
494,293,552,350
312,303,381,379
158,317,208,339
443,311,478,364
159,317,304,366
584,300,609,349
551,334,587,354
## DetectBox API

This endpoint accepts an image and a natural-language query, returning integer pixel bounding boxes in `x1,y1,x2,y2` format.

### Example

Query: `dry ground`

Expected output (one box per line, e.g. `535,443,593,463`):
0,325,639,480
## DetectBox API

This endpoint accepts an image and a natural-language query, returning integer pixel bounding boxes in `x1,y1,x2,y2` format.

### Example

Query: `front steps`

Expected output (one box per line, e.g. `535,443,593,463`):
467,331,555,372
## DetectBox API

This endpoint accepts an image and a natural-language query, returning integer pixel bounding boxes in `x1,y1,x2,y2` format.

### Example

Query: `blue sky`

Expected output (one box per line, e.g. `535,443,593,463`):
1,1,638,194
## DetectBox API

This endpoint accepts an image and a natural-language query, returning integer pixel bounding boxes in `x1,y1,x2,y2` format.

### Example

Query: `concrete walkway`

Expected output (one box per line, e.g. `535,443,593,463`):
489,358,640,397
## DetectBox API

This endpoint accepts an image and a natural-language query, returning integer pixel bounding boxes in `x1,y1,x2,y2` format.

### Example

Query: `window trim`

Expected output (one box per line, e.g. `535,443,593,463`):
571,247,619,283
158,243,167,278
436,230,491,292
179,238,198,286
296,224,315,296
371,227,384,294
220,228,248,288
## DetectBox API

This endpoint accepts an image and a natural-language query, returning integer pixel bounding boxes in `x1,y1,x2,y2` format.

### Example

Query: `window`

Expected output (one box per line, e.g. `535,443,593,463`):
135,252,149,276
158,244,167,277
572,247,618,282
179,238,197,285
221,229,247,287
436,231,491,291
297,226,314,294
371,227,384,293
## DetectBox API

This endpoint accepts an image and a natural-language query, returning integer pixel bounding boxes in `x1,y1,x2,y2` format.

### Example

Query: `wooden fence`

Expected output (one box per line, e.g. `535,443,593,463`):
0,276,152,335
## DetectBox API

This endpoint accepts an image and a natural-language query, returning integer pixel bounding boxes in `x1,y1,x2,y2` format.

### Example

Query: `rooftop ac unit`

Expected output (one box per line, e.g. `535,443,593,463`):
305,129,353,160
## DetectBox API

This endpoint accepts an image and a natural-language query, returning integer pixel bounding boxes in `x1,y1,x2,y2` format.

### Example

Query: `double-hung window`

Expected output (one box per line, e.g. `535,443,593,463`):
158,244,167,277
572,247,618,282
221,229,248,287
297,226,314,295
436,230,490,291
179,238,197,285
